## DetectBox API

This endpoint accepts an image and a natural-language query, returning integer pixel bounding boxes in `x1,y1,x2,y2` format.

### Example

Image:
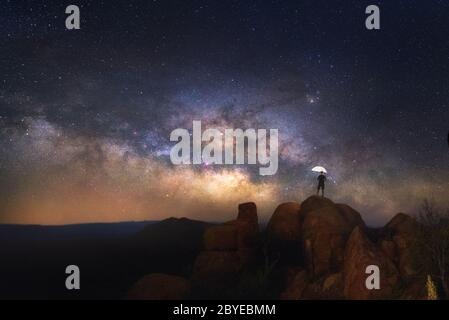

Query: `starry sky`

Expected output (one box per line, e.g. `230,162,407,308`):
0,0,448,226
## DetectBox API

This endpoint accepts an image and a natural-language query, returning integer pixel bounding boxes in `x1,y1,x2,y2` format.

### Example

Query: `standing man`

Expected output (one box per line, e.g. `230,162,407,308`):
317,171,326,197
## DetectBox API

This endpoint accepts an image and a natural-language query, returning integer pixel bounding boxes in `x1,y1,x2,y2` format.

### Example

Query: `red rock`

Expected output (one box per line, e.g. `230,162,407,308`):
300,196,334,214
267,202,302,242
344,227,400,299
323,273,343,293
280,270,308,299
237,202,258,225
401,278,427,299
380,239,397,262
381,213,420,278
300,198,364,276
203,225,238,251
226,219,259,249
336,203,365,227
191,251,242,291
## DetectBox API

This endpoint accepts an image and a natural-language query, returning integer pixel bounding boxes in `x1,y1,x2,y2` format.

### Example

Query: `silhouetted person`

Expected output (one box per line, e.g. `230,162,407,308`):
317,171,326,197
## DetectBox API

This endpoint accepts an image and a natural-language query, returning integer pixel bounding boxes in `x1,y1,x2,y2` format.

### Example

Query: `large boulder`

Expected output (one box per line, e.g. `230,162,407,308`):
344,227,400,299
203,202,259,251
225,202,259,249
300,196,364,276
336,204,365,227
267,202,302,242
266,202,302,264
126,273,190,300
301,196,335,214
300,196,334,215
190,251,243,294
225,220,259,249
301,273,344,299
380,213,420,277
204,225,238,251
281,270,344,300
280,270,308,299
191,202,259,296
192,251,242,281
379,239,397,262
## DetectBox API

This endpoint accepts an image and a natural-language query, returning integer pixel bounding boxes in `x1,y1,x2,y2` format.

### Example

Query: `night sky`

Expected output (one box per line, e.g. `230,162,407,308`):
1,0,448,226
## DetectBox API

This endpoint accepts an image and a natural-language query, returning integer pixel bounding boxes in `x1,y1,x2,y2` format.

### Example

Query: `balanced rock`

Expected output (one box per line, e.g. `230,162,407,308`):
238,202,258,225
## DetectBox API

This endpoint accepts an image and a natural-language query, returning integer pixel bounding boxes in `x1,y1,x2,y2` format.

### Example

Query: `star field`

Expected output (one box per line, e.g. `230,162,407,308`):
0,0,448,225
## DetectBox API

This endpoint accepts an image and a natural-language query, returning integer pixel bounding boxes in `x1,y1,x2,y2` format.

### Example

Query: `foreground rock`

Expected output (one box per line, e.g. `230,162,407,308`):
300,196,365,276
379,213,420,278
280,270,308,299
203,225,238,251
266,202,302,264
129,198,425,300
281,270,344,300
126,273,190,300
344,227,400,299
191,202,259,296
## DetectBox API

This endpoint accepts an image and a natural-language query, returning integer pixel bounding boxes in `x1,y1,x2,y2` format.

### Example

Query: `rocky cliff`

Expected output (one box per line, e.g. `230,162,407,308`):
128,196,426,300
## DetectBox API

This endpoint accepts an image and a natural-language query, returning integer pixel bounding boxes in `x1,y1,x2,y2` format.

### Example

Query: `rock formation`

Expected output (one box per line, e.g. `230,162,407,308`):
266,202,302,265
343,226,400,299
190,202,259,296
127,196,426,300
300,196,365,277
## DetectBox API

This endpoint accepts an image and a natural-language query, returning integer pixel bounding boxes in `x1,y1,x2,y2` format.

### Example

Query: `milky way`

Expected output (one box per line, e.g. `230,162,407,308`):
1,1,448,226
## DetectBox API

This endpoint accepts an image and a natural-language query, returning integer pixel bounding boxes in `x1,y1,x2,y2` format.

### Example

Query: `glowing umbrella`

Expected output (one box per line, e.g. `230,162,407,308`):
311,166,327,174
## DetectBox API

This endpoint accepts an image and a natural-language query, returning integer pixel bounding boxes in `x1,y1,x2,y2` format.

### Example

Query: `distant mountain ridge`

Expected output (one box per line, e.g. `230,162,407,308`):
0,221,155,241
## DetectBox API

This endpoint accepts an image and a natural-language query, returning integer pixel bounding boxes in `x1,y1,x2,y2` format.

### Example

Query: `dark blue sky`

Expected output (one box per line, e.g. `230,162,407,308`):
0,0,448,225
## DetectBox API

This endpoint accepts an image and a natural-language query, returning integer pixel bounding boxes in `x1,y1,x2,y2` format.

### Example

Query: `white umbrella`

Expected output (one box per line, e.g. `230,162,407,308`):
311,166,327,174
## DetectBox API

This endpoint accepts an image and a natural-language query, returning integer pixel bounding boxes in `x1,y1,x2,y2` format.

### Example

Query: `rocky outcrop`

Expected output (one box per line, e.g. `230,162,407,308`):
401,278,427,300
300,196,335,215
300,196,365,277
280,270,308,299
266,197,366,275
267,202,302,243
281,270,344,300
204,225,238,251
191,202,259,295
343,227,400,299
266,202,302,264
203,203,259,252
129,196,426,300
379,213,419,278
126,273,190,300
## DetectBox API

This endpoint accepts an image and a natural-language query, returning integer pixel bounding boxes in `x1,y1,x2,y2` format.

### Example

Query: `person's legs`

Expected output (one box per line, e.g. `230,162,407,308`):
317,184,324,197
